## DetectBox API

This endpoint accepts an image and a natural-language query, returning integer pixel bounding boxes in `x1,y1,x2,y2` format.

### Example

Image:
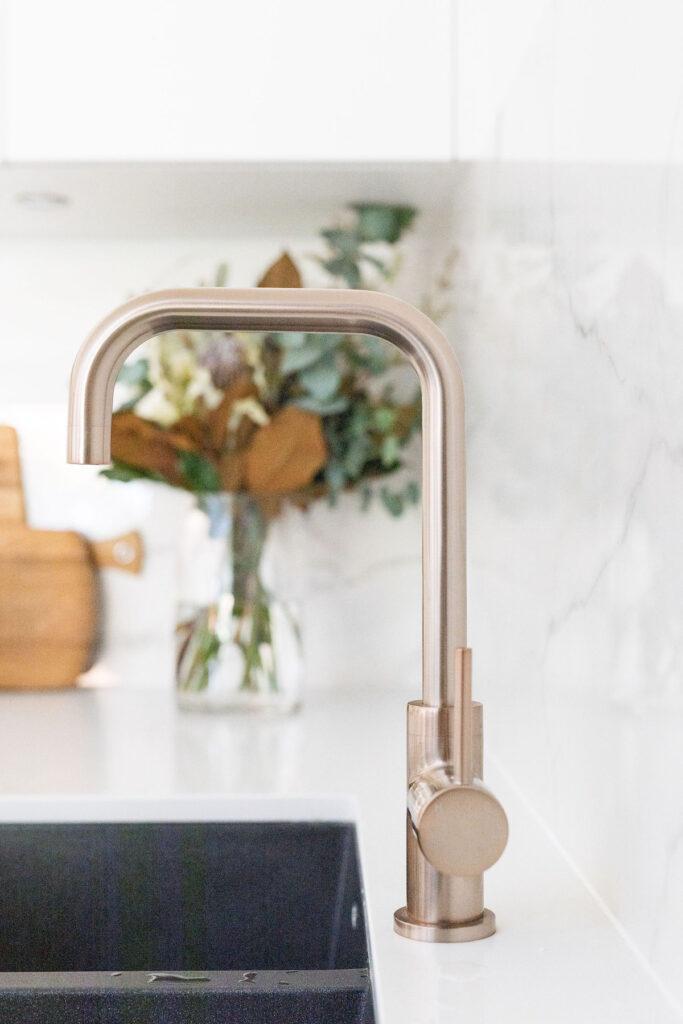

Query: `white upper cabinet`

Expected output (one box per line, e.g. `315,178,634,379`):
1,0,453,162
8,0,677,167
455,0,683,163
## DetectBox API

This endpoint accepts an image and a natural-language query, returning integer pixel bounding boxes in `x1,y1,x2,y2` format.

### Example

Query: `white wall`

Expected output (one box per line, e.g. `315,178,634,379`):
0,228,439,690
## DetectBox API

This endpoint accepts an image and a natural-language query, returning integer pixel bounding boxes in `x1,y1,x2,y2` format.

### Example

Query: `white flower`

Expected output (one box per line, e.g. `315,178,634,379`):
136,334,222,423
144,336,166,385
135,385,180,427
236,332,268,396
229,397,270,430
166,346,197,381
186,366,222,410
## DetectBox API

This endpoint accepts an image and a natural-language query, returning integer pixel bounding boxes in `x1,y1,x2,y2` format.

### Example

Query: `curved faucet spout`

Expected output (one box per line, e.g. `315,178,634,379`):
68,287,467,708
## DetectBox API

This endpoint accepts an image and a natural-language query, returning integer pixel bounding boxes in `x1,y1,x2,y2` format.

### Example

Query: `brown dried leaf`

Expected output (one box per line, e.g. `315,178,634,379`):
257,482,328,520
206,373,256,453
111,412,183,485
257,251,302,289
217,451,245,493
244,407,327,495
393,400,421,440
168,416,207,453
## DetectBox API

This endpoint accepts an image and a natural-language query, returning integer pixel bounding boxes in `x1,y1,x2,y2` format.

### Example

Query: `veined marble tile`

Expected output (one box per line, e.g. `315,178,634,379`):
450,163,683,1012
450,165,683,711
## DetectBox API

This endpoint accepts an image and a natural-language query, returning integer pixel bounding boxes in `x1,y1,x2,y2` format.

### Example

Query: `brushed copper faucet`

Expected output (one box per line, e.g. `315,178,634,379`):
68,288,508,942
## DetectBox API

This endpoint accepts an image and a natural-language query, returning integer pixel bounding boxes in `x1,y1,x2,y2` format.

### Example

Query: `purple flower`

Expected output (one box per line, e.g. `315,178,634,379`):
200,334,246,388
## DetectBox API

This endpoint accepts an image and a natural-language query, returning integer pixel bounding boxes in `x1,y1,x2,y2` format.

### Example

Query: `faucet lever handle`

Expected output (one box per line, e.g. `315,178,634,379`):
453,647,473,785
409,774,508,877
405,652,509,880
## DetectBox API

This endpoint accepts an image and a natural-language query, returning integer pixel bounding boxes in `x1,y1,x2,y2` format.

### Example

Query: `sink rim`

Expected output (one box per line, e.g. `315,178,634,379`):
0,793,358,824
0,968,370,991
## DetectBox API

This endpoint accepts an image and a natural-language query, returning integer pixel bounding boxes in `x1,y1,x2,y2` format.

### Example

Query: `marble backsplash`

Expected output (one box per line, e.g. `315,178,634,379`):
450,163,683,1013
450,163,683,711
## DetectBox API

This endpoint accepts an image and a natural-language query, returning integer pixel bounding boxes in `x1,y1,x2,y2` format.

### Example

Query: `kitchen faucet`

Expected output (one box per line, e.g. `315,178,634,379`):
68,288,508,942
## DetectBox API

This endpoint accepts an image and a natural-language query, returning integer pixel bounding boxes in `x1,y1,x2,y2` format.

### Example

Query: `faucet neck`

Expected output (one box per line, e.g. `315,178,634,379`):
68,288,467,705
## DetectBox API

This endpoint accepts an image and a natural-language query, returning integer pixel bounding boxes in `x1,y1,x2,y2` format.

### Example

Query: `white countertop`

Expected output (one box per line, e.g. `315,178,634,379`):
0,686,679,1023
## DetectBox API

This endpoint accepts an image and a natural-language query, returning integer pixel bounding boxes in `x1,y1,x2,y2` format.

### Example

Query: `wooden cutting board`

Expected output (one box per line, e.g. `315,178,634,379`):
0,426,144,689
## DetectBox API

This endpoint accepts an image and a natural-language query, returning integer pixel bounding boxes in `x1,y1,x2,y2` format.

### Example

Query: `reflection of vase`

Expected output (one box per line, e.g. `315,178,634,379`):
176,493,302,714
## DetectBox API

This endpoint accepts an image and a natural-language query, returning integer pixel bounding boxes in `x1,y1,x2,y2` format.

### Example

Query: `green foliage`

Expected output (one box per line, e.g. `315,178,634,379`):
279,340,325,374
178,451,221,493
317,392,420,503
115,358,152,410
101,461,166,485
344,334,391,375
380,434,400,468
317,203,417,288
105,453,222,495
379,480,420,518
299,359,341,403
372,406,397,433
117,359,150,386
353,203,416,244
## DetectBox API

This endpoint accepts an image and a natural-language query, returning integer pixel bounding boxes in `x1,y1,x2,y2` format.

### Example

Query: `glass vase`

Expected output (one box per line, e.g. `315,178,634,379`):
176,492,302,714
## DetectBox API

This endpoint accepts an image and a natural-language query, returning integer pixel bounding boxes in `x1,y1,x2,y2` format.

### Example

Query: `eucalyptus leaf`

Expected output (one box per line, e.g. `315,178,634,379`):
343,435,372,477
325,460,347,502
117,379,151,411
380,435,401,468
318,255,362,288
351,336,390,375
178,451,221,493
372,406,397,433
293,395,349,415
380,487,404,517
352,203,416,244
405,481,420,505
101,461,166,485
300,360,341,402
359,252,389,274
317,333,346,351
321,228,361,255
272,332,307,349
280,342,325,374
117,359,150,386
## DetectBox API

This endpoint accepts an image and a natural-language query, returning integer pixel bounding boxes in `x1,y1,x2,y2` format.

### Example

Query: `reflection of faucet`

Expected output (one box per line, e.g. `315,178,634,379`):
68,288,508,942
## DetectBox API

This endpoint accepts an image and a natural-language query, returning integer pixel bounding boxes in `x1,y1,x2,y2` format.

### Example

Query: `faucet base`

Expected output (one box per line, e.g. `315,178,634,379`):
393,907,496,943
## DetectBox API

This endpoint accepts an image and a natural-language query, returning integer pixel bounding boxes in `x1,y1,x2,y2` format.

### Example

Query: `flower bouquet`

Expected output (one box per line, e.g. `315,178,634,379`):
104,203,421,712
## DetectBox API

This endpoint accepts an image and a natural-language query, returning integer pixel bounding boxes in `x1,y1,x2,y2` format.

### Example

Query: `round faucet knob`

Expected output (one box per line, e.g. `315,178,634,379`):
410,774,509,877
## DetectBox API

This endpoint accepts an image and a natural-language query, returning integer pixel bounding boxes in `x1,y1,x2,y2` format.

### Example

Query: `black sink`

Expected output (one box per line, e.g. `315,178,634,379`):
0,820,374,1023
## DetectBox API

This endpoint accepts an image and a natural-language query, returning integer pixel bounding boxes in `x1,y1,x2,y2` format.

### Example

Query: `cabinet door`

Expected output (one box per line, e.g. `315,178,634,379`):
3,0,452,161
455,0,683,162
